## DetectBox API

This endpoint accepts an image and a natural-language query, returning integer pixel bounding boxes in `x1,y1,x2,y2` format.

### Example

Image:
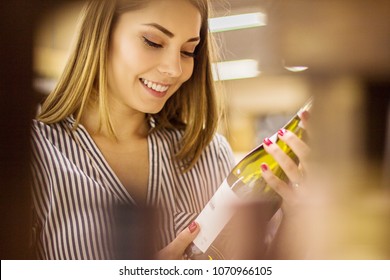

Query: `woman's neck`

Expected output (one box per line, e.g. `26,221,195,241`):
80,101,149,143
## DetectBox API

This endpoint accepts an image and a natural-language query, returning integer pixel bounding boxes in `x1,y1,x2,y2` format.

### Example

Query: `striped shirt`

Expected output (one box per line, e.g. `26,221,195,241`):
30,116,235,259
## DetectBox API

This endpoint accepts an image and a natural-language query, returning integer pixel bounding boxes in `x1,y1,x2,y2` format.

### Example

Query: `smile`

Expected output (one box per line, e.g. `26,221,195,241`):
140,78,170,93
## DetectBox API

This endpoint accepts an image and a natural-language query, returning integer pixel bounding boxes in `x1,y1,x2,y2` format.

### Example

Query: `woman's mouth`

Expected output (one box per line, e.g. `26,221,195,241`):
140,78,170,98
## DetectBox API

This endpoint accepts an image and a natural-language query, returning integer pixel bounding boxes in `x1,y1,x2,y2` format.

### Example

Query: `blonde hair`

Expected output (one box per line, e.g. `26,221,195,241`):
38,0,223,171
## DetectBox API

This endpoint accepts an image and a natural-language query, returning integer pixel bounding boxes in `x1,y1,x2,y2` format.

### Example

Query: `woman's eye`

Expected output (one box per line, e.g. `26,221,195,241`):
181,51,196,58
143,37,162,48
143,36,195,58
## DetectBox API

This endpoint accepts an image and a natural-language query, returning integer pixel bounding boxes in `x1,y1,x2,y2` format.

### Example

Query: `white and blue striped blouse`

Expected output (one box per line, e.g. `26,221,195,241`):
30,116,235,259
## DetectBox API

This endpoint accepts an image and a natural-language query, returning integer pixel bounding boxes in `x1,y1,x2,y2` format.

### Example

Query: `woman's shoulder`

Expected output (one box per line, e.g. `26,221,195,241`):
31,117,73,141
31,118,54,136
211,132,231,149
208,132,235,163
167,128,234,164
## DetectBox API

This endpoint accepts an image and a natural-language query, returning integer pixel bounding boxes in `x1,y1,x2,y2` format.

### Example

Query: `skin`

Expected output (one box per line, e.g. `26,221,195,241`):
106,1,201,116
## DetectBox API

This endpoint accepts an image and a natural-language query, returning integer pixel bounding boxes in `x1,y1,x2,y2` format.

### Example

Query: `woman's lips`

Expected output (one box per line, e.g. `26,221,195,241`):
139,78,170,98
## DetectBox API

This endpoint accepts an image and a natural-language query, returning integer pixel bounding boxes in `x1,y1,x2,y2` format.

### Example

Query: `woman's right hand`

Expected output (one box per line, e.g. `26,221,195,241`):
155,221,200,260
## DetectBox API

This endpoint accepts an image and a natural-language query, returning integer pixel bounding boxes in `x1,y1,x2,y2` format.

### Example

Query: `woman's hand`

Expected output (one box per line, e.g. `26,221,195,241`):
261,111,311,216
260,111,311,259
155,221,200,260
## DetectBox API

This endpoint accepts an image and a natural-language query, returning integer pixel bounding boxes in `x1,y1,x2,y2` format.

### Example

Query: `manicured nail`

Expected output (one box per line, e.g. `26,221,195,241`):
278,129,287,137
188,221,197,233
263,138,273,146
301,110,310,120
261,163,268,172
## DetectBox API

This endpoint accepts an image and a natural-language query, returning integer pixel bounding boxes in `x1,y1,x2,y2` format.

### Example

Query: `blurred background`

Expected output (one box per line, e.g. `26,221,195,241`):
1,0,389,259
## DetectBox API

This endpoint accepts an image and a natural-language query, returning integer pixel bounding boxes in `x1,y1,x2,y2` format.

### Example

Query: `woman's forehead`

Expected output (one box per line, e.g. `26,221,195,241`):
116,0,202,37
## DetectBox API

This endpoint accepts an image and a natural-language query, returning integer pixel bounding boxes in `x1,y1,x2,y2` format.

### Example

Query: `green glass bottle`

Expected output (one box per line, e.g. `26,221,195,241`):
185,98,313,260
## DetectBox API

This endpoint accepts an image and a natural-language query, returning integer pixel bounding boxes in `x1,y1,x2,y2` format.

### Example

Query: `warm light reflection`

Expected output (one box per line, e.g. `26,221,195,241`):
284,66,309,72
209,12,267,33
212,59,260,81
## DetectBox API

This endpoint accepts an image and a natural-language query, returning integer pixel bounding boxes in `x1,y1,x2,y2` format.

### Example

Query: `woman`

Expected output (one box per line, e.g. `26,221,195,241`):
31,0,310,260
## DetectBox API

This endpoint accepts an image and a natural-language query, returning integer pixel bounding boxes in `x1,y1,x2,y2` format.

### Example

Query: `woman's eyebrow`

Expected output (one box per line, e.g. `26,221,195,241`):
142,23,200,42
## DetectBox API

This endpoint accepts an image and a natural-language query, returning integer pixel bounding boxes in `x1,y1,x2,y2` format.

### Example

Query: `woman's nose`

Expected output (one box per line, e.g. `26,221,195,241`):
157,51,183,78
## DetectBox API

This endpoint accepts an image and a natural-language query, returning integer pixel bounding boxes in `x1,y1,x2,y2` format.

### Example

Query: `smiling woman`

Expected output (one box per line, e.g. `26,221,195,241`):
31,0,235,260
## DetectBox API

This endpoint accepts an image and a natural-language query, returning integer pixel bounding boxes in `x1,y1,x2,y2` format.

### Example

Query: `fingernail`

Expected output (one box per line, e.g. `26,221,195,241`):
301,110,310,120
188,221,197,233
263,138,273,146
278,129,287,137
261,163,268,172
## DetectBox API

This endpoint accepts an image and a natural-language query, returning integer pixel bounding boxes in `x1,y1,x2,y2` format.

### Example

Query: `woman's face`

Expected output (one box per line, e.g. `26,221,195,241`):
107,0,201,115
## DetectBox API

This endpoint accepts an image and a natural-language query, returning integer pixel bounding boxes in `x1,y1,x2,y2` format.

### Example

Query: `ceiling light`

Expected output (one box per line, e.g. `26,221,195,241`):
209,12,267,33
282,60,309,72
212,59,260,81
284,66,309,72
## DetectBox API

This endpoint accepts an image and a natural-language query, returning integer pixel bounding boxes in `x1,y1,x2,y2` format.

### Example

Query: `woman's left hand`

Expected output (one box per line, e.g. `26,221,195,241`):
261,111,311,217
260,111,311,259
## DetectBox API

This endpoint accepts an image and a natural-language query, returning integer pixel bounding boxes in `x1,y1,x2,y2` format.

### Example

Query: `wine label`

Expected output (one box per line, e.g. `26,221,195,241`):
193,179,240,253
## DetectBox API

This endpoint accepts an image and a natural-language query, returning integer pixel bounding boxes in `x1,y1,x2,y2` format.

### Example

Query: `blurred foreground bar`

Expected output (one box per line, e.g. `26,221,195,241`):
113,204,157,260
1,0,35,259
269,0,390,259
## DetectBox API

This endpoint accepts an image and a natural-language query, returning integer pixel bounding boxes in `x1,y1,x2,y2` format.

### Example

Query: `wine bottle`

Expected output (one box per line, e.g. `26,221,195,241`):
185,98,313,260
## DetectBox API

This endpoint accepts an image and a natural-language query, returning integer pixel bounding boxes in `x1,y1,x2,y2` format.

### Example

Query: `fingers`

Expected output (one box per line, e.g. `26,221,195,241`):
261,162,302,214
261,163,292,199
263,137,302,185
261,109,311,216
155,221,200,260
173,221,199,251
278,129,310,165
299,110,310,130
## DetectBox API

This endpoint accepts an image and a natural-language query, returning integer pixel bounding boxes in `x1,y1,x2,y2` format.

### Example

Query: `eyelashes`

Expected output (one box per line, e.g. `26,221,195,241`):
143,36,162,49
142,36,196,58
181,51,196,58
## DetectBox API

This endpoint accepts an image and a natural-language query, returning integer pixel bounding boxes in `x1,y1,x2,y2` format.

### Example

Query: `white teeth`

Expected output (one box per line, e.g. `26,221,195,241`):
142,78,169,92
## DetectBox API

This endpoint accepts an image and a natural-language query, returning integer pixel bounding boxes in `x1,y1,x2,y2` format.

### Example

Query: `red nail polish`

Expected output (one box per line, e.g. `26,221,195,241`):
278,129,286,137
263,138,273,146
261,163,268,172
188,221,197,233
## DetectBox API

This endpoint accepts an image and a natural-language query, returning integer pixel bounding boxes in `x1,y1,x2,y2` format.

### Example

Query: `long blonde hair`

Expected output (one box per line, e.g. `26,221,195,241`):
38,0,223,171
